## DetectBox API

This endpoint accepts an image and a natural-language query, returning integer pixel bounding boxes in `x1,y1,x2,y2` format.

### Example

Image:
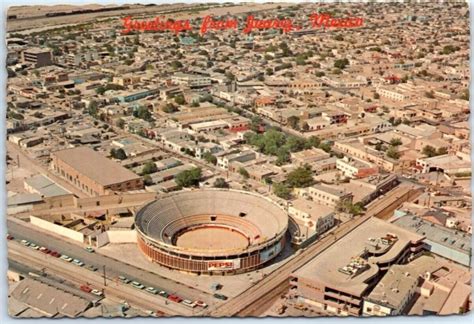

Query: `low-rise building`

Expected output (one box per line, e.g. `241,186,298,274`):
290,217,424,316
50,146,143,196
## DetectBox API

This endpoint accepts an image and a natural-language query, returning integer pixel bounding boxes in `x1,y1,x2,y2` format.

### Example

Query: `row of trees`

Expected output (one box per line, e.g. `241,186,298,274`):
272,164,314,200
244,129,327,166
422,145,448,158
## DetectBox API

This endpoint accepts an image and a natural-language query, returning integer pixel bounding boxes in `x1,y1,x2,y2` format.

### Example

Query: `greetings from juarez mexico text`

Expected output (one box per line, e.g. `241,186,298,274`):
121,13,364,34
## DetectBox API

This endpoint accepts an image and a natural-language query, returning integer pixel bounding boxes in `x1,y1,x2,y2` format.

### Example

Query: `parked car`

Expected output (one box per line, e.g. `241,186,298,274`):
181,300,196,308
7,234,14,240
158,290,169,298
155,310,165,317
86,265,98,272
60,255,73,262
29,243,40,250
167,295,182,303
72,259,84,266
20,239,30,246
118,275,131,284
145,287,158,294
39,247,50,254
213,293,228,301
195,300,208,308
85,247,95,253
80,285,92,293
91,289,103,296
49,251,61,257
131,281,144,289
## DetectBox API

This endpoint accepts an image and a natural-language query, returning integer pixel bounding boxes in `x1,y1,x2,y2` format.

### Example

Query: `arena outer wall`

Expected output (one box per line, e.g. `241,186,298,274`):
135,189,289,275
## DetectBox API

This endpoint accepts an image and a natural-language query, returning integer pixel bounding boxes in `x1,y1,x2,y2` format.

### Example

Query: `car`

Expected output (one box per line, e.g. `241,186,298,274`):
195,300,208,308
7,234,14,240
131,281,145,289
155,310,165,317
20,240,30,246
85,247,95,253
86,265,98,272
91,289,103,297
213,293,228,301
80,285,92,293
72,259,85,266
60,255,73,262
50,251,61,258
167,295,182,303
29,243,40,250
39,247,50,254
118,276,131,284
181,300,196,308
158,290,169,298
145,287,158,294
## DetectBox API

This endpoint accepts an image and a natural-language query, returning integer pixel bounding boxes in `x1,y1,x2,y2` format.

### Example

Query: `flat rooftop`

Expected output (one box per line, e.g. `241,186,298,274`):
366,255,440,310
293,217,424,297
391,214,471,255
52,146,141,186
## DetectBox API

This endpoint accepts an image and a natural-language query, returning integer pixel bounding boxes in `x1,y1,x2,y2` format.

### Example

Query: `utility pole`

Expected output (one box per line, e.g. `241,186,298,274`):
103,265,107,286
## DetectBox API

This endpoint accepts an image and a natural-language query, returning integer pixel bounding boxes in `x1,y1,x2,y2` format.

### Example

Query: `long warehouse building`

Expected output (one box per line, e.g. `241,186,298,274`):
50,146,143,196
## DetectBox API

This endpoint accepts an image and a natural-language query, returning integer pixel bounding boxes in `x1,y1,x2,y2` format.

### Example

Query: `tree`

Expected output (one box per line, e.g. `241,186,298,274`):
142,161,158,175
116,118,125,129
249,116,263,132
285,136,306,152
390,138,403,146
319,142,332,153
374,93,380,99
336,200,364,216
386,146,401,160
174,94,186,105
306,136,320,148
276,148,290,166
95,86,106,95
213,178,229,188
175,168,202,187
203,152,217,165
133,106,153,121
295,55,307,65
425,91,435,99
286,165,313,188
273,182,291,200
287,116,300,130
143,174,153,186
87,100,98,117
171,61,183,69
163,103,178,113
422,145,437,157
437,147,448,155
239,167,250,179
110,148,127,160
334,58,349,69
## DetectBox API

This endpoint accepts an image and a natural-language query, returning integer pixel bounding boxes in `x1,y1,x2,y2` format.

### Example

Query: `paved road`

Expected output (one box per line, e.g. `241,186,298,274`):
7,219,219,313
8,258,101,303
8,244,191,316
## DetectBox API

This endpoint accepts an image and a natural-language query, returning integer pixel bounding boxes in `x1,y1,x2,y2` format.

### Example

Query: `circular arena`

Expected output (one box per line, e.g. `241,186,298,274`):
135,189,288,275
